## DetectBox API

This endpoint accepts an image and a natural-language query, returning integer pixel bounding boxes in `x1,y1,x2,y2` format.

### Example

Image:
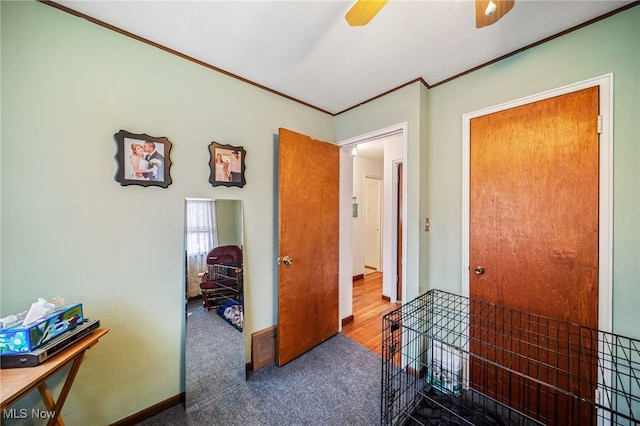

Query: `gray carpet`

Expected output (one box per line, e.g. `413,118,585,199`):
138,327,381,425
185,299,244,411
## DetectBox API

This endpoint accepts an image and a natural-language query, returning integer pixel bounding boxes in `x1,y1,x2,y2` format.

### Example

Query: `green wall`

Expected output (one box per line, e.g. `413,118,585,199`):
337,6,639,340
2,0,638,424
215,199,243,247
421,6,639,338
1,1,332,423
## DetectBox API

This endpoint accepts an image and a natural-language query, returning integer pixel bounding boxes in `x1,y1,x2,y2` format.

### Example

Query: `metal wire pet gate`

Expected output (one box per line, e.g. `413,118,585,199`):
381,289,640,425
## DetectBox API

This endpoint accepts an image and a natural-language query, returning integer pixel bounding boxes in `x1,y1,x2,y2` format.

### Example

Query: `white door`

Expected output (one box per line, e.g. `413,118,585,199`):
364,176,382,271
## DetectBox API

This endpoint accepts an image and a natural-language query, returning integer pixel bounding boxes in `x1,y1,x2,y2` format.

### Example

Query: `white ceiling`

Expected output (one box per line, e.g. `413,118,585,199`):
356,140,387,160
51,0,634,114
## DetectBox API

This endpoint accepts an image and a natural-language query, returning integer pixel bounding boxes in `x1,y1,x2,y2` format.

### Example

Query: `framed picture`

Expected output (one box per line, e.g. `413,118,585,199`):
209,142,246,187
114,130,172,188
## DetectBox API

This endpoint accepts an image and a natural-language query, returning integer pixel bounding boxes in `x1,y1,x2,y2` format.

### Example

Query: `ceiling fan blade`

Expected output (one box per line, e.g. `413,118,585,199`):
345,0,389,27
475,0,514,28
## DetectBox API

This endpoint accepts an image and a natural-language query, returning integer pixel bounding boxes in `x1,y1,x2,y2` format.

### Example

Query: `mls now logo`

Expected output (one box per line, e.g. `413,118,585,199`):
3,408,56,419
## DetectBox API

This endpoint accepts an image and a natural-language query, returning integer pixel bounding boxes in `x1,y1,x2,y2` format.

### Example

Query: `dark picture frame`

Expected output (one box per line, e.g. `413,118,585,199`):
208,142,246,187
114,130,173,188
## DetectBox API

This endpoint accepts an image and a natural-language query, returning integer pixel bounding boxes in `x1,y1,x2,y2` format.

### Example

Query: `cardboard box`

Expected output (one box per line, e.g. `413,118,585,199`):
0,303,84,355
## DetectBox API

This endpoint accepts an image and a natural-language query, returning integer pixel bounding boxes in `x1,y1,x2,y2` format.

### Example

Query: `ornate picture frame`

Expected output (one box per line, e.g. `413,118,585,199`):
114,130,173,188
208,142,246,188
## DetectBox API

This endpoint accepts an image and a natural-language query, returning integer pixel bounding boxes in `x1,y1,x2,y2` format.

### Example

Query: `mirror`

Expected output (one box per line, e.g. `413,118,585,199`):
184,198,245,411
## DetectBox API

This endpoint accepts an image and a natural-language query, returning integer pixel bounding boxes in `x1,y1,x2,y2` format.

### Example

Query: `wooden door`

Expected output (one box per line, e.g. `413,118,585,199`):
277,128,339,366
469,87,600,424
396,163,403,301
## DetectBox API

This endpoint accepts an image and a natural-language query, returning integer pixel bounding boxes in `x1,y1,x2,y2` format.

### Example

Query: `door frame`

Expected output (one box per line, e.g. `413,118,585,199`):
461,73,613,333
337,122,408,325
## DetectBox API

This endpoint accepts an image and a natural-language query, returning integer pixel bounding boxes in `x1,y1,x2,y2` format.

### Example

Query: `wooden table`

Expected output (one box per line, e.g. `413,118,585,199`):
1,328,109,425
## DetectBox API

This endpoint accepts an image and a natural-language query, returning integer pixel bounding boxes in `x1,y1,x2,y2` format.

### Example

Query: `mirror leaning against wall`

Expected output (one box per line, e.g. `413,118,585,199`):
184,198,245,411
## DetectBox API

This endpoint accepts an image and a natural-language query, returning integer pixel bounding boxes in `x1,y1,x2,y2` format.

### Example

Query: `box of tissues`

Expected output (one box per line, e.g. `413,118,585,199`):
0,302,84,355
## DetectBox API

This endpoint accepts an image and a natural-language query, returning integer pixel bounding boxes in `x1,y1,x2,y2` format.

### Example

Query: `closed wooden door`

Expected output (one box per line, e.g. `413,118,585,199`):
277,128,339,366
469,86,599,424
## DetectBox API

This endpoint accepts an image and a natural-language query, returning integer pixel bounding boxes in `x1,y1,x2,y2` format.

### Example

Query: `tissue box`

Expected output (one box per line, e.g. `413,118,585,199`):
0,303,83,355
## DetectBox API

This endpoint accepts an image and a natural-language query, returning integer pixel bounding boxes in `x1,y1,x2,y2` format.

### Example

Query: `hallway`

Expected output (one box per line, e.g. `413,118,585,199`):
341,272,398,356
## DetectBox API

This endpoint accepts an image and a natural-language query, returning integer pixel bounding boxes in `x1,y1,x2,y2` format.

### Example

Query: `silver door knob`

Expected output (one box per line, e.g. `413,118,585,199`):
474,266,485,276
282,256,294,266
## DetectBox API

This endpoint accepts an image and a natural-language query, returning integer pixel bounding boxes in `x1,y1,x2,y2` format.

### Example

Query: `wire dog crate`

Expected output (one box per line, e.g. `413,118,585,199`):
382,289,640,425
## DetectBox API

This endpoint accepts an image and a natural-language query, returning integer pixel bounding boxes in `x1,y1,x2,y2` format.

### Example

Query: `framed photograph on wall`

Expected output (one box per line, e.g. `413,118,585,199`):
114,130,173,188
209,142,246,188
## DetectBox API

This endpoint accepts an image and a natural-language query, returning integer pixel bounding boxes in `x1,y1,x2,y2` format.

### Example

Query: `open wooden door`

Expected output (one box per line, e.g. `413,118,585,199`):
277,128,339,366
396,162,403,301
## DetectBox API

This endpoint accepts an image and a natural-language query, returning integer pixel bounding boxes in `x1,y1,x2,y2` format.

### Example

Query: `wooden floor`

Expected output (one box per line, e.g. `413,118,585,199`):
341,272,399,356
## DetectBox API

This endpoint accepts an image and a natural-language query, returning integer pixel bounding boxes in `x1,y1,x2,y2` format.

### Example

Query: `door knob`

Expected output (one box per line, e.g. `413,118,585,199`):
473,266,485,276
282,256,294,266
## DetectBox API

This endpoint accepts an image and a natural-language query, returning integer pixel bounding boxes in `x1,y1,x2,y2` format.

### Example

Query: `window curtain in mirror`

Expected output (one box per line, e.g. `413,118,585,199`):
185,199,218,298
